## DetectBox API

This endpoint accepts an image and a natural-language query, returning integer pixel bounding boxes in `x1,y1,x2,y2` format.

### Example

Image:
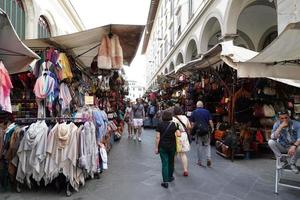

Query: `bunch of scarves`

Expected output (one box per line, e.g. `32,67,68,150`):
97,34,123,70
0,61,13,113
33,73,56,116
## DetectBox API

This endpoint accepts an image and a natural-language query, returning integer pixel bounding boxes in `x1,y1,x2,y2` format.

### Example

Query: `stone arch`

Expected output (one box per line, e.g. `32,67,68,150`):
175,52,184,66
234,30,255,50
258,25,278,51
224,0,277,51
169,62,175,72
199,15,223,52
41,10,58,36
185,37,199,62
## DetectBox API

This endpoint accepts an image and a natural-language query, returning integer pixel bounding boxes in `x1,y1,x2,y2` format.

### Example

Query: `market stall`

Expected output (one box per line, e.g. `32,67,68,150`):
0,19,144,195
166,38,300,161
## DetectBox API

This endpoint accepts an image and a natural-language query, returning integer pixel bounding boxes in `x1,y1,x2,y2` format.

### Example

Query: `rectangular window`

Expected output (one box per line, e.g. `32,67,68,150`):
177,11,181,38
170,0,174,16
170,25,174,47
188,0,193,19
164,40,168,57
165,15,167,30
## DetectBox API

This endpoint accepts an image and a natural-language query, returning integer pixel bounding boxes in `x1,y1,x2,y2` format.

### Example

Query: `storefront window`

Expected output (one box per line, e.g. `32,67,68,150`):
38,15,51,38
0,0,25,39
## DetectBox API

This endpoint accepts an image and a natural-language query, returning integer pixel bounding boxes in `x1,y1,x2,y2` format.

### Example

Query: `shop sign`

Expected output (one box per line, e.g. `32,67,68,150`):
85,96,94,105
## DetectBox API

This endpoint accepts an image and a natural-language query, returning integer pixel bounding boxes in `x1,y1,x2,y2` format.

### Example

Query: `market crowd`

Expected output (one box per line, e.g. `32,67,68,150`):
124,97,300,189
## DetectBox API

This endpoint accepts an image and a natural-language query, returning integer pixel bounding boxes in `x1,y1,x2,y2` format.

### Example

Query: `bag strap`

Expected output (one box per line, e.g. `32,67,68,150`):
175,116,188,133
160,122,173,140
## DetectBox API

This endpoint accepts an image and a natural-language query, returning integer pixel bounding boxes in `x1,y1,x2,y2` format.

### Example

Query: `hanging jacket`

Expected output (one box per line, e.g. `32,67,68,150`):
16,121,48,187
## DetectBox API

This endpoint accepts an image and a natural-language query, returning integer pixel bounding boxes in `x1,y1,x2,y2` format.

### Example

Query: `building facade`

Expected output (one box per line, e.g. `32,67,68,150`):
143,0,300,90
127,80,146,100
0,0,85,40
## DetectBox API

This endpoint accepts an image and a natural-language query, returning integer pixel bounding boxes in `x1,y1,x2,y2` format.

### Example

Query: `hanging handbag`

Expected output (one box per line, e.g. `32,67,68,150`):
263,104,275,117
263,87,276,96
214,130,225,141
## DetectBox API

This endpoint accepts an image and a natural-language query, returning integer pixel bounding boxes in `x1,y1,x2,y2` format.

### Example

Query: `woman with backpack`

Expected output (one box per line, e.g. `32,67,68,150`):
147,102,157,128
155,111,180,188
173,106,192,176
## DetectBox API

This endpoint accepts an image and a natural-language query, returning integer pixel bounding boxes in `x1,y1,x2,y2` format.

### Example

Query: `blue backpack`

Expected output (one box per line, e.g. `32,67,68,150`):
149,105,156,115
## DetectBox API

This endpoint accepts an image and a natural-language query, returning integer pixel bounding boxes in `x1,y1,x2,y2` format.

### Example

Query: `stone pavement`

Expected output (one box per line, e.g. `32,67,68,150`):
1,128,300,200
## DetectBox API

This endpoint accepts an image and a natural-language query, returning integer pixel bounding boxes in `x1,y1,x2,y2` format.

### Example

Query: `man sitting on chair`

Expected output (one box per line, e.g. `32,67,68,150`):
268,111,300,173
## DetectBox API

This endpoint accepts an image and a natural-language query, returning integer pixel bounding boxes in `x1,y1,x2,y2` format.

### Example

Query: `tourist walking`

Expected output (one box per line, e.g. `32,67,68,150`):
155,111,180,188
190,101,214,167
124,101,134,139
268,110,300,173
132,98,145,142
173,106,191,176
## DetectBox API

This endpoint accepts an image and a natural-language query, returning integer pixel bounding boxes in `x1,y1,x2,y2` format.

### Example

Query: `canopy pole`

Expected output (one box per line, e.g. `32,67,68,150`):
75,43,100,59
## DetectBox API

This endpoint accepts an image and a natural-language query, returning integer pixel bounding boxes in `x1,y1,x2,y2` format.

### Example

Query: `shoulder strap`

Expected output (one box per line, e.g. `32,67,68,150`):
175,116,188,133
160,122,173,139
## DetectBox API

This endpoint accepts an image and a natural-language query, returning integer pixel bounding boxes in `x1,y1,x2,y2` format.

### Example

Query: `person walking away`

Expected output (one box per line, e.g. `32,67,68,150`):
190,101,214,167
268,111,300,173
155,111,180,188
132,98,145,142
124,101,134,139
173,106,191,176
147,102,157,128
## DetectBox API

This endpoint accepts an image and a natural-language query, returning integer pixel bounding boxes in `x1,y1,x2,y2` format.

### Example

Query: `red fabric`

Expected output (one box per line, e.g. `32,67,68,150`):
149,92,157,101
256,130,264,144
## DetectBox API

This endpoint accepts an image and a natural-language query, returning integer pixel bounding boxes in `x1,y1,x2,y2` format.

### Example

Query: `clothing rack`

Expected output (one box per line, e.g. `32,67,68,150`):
14,117,86,123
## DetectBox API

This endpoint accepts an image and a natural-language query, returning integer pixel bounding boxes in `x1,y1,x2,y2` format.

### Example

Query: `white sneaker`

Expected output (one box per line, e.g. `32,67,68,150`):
138,137,142,142
277,156,288,169
133,136,137,140
290,164,300,174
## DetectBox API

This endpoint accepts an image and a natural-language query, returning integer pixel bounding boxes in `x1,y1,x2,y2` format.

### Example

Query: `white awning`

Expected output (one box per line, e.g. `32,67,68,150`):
236,22,300,87
248,22,300,63
0,9,40,74
23,24,145,69
176,41,257,74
